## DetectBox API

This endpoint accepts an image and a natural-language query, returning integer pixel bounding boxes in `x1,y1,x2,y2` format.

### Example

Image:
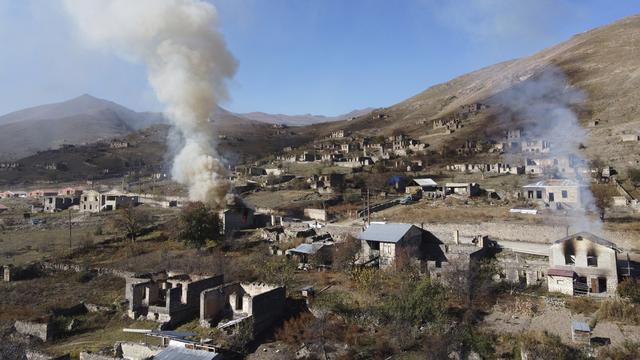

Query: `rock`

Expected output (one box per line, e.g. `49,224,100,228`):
67,319,79,332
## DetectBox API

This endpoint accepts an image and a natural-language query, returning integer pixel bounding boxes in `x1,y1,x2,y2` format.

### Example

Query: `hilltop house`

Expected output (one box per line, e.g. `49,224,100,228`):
522,179,585,209
547,233,620,296
43,195,79,212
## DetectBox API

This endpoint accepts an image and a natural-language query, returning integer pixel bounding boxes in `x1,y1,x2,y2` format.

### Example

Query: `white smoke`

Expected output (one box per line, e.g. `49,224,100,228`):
63,0,236,208
494,66,602,233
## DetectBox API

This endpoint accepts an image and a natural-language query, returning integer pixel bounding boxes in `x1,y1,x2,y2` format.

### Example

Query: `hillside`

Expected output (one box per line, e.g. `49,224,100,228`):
0,95,166,160
297,15,640,170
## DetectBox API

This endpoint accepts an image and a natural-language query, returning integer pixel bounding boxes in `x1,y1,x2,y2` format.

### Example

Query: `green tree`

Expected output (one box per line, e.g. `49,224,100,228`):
178,201,221,248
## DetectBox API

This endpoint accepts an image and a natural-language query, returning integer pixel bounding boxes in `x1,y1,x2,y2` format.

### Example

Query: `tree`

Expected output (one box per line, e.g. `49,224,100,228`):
333,235,361,271
110,204,151,242
591,185,612,221
178,201,221,248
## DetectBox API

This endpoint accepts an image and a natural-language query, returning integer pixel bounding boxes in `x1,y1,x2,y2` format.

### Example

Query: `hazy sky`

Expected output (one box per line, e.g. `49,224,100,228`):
0,0,638,116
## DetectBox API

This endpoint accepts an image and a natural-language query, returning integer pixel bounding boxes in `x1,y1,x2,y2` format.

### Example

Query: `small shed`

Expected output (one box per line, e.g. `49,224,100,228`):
571,320,591,343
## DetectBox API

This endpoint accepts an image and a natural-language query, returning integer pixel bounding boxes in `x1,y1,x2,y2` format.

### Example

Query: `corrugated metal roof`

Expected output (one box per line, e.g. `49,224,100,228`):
154,346,221,360
523,179,580,188
358,223,415,243
547,268,575,277
414,178,438,187
287,242,326,255
571,320,590,332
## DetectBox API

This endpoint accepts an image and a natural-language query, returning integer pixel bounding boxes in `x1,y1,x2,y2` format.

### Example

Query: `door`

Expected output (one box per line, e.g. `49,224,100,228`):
591,278,599,293
548,192,555,202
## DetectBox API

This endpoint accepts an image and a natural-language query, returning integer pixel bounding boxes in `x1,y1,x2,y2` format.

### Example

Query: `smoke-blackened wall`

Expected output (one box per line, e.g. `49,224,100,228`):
64,0,237,208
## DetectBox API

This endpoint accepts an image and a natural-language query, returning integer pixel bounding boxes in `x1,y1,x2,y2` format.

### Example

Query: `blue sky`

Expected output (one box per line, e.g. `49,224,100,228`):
0,1,639,116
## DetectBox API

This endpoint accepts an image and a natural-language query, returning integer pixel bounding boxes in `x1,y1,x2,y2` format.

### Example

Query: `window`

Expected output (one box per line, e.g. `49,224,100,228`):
536,190,542,199
528,191,534,199
565,254,576,265
587,255,598,267
562,190,568,199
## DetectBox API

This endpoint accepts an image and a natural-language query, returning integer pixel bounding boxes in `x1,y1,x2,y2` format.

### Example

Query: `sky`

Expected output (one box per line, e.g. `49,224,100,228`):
0,0,639,117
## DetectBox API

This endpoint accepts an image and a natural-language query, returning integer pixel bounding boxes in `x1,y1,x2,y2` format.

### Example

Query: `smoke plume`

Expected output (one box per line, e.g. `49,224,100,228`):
63,0,236,208
494,66,602,233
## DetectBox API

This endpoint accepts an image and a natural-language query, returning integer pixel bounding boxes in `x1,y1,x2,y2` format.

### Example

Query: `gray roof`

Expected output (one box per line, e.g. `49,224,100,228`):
554,232,618,250
153,346,222,360
414,178,438,187
523,179,580,188
287,242,327,255
147,330,197,339
358,223,416,243
571,320,591,332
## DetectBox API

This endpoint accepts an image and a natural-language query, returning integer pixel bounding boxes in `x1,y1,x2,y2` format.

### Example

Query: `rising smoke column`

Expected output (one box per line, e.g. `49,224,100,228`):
495,66,602,233
64,0,237,208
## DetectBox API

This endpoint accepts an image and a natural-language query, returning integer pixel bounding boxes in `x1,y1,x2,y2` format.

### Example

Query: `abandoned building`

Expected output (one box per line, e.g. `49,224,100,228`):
308,173,345,193
200,282,285,336
521,139,551,153
286,241,334,267
547,232,620,297
79,190,139,213
522,179,585,209
43,195,79,212
126,271,225,328
443,183,480,197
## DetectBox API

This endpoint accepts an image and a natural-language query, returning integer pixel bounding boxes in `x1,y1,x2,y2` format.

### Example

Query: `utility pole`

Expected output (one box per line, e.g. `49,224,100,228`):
68,208,72,251
367,187,370,226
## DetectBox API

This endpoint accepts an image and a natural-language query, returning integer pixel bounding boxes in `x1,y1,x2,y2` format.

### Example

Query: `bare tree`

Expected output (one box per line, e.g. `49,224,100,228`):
110,204,151,242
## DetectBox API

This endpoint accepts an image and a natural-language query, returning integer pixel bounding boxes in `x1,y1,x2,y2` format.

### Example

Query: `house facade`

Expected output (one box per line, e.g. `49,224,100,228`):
547,232,619,297
523,179,584,208
358,223,425,269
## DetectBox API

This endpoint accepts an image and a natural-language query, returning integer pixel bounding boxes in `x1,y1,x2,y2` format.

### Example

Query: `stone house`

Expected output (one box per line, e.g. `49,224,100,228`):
357,223,427,269
521,139,551,153
522,179,585,209
331,130,346,139
620,134,639,142
220,204,256,238
126,271,224,328
308,173,345,193
201,282,285,336
80,190,102,213
547,232,619,296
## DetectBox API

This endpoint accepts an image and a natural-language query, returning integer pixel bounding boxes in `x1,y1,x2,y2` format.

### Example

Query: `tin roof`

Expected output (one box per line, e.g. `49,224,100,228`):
358,223,416,243
571,320,591,333
413,178,438,187
523,179,580,188
287,242,328,255
547,268,575,277
154,346,222,360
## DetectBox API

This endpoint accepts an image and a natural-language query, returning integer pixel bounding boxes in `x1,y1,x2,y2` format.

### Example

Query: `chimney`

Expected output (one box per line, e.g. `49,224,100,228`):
453,230,459,245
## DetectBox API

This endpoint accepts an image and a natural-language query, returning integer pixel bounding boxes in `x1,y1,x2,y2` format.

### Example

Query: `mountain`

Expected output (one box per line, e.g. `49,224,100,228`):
237,108,374,126
297,15,640,169
0,95,166,160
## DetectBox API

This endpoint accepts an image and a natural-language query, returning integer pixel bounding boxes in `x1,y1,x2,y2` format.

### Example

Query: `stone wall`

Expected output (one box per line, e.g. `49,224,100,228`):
14,320,52,342
26,351,70,360
415,222,637,250
79,353,117,360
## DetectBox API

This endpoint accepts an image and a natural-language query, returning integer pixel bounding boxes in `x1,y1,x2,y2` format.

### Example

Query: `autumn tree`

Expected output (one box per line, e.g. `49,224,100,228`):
110,204,151,242
178,201,221,249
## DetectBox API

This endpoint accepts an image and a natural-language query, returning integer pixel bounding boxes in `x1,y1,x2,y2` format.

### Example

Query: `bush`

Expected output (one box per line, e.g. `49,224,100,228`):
596,299,640,324
520,331,585,360
379,277,447,325
598,341,640,360
178,202,221,248
617,278,640,304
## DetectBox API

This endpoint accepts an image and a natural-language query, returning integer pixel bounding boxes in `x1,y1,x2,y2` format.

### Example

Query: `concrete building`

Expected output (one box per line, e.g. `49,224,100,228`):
80,190,139,213
523,179,585,209
80,190,101,213
521,139,551,153
286,241,334,266
43,196,78,212
547,232,620,296
444,183,480,197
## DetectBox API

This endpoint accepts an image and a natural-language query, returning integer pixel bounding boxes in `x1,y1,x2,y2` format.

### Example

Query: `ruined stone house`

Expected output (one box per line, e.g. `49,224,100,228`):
43,195,78,212
521,139,551,153
547,232,620,296
126,272,225,328
200,282,285,336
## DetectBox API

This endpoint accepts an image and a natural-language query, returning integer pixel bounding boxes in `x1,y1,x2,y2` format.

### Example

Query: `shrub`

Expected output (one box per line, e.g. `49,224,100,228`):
178,202,221,249
596,299,640,324
519,331,585,360
617,278,640,304
598,340,640,360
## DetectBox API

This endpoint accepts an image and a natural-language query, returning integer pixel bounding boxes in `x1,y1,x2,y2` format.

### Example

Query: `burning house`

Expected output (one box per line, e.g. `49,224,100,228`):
522,179,586,209
547,232,620,296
